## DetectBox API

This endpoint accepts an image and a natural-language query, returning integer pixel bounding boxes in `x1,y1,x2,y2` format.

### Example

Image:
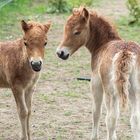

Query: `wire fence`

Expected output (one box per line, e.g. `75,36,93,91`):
0,0,12,9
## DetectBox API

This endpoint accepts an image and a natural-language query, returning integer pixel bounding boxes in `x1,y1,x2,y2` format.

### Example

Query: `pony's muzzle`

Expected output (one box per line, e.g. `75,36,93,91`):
30,60,42,72
57,50,69,60
56,47,70,60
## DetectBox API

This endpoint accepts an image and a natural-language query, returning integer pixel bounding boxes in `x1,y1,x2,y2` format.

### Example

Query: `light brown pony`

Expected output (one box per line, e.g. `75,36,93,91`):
0,20,51,140
56,7,140,140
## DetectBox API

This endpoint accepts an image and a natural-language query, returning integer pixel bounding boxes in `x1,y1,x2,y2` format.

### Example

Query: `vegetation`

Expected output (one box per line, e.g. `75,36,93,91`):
0,0,139,43
116,16,140,43
46,0,94,13
0,0,48,25
47,0,71,13
0,0,12,9
127,0,140,24
0,0,49,40
68,0,93,7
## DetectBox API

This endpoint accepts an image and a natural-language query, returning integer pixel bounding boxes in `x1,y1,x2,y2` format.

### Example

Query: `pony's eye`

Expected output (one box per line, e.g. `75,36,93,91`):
24,42,28,46
44,42,47,46
74,31,81,35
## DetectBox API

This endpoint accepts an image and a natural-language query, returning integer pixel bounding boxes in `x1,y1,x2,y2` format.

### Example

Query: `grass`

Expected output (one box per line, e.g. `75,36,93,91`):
37,93,55,104
116,16,140,43
3,91,11,97
0,0,49,40
0,0,102,40
64,92,81,98
0,0,48,21
64,111,72,116
0,3,140,42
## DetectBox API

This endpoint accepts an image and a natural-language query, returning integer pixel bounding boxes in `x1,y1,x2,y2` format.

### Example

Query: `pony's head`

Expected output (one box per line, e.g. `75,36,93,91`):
56,7,90,60
21,20,51,72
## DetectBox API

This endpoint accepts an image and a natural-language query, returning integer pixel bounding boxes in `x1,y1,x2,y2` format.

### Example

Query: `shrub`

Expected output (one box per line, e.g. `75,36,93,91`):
127,0,140,24
47,0,93,13
68,0,93,8
47,0,71,13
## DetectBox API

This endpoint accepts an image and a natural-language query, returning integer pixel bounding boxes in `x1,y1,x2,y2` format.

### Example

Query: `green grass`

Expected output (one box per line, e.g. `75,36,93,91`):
0,0,49,40
0,0,103,40
64,111,72,116
1,6,139,43
116,16,140,43
0,90,11,98
37,93,55,104
35,130,45,137
64,92,81,98
0,0,48,21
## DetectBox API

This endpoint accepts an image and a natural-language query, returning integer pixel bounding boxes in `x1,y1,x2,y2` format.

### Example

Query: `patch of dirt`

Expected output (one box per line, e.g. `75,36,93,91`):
0,0,133,140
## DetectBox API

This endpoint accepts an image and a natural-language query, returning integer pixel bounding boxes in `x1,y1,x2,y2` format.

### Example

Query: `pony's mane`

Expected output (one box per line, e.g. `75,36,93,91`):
86,10,121,54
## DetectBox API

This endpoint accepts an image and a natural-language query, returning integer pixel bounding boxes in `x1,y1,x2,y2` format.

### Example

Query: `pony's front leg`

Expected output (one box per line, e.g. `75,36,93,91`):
91,76,103,140
12,87,28,140
25,86,35,140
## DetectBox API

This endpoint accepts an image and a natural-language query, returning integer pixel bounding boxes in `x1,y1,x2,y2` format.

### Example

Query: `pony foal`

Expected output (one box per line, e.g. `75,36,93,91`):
56,7,140,140
0,20,51,140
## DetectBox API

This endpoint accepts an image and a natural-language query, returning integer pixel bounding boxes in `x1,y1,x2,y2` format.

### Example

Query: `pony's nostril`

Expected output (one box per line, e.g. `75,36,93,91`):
57,51,64,58
60,51,64,58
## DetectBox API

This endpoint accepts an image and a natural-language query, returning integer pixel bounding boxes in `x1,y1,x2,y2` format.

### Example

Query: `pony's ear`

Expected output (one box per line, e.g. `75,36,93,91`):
44,21,51,33
21,20,32,32
80,7,89,21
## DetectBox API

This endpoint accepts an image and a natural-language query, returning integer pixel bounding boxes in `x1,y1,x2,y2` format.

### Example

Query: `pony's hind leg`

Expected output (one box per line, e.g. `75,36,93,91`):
91,76,103,140
104,93,119,140
129,89,140,140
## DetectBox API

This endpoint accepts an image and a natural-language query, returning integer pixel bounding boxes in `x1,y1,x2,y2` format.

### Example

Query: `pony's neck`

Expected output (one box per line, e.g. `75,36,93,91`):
85,12,121,55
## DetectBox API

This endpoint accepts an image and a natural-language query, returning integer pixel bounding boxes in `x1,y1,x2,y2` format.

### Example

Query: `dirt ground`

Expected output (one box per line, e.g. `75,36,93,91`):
0,0,133,140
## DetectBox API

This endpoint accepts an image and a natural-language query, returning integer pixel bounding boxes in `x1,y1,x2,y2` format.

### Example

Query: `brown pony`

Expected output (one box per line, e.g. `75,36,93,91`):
0,20,51,140
56,7,140,140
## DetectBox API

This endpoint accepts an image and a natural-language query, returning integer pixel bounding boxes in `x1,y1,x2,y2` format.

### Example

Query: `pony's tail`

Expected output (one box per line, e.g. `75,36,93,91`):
112,50,136,108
